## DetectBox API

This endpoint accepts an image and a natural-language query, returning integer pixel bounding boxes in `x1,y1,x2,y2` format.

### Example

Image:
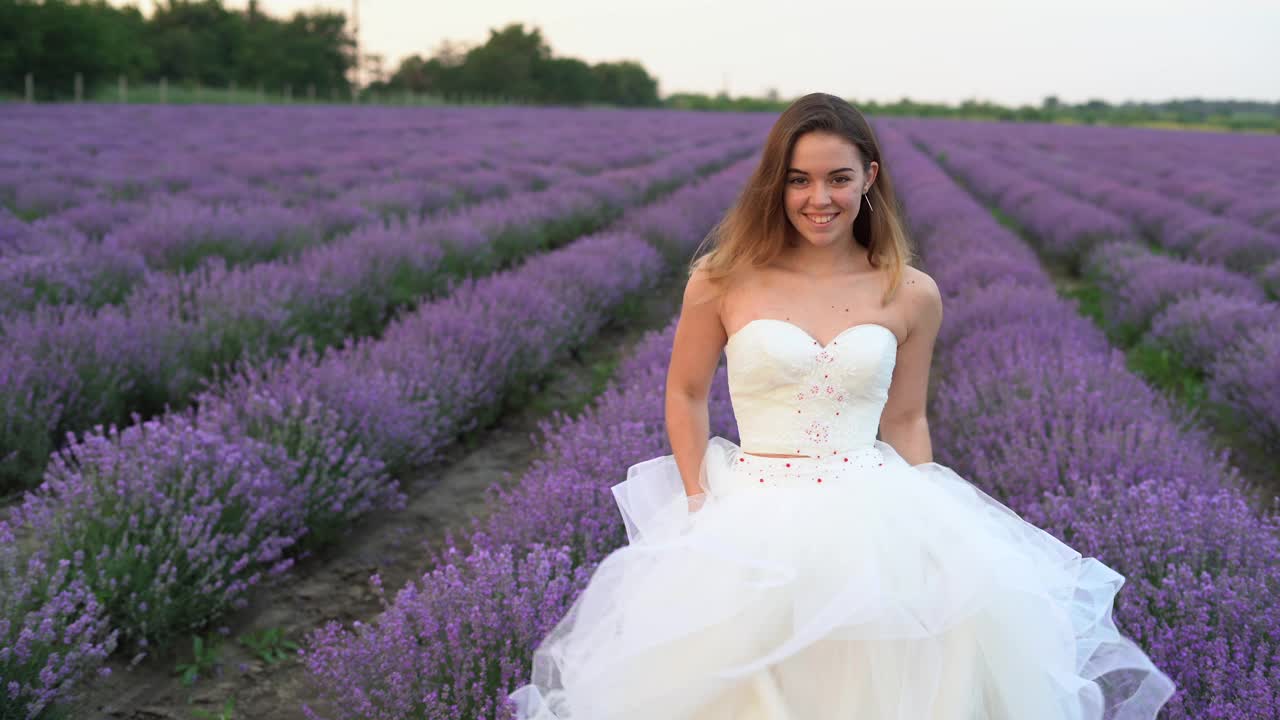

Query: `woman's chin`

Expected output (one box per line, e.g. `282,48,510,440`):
799,232,844,248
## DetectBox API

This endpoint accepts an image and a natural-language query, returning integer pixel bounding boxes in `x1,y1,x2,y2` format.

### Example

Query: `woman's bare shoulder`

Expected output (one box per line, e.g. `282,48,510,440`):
683,258,724,308
902,265,940,297
686,256,767,303
899,265,943,324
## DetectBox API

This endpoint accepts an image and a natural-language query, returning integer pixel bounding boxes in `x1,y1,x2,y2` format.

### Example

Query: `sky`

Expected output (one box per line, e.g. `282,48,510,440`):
124,0,1279,105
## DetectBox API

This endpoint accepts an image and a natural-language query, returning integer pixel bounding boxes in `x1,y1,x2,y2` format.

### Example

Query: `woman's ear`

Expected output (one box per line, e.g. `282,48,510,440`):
865,161,880,192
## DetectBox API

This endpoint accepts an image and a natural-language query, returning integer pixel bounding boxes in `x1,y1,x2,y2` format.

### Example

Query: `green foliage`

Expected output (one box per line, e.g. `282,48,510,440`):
370,23,660,107
662,91,1280,134
190,697,236,720
1127,341,1207,406
1,0,353,100
174,633,224,686
237,626,299,665
1062,284,1106,328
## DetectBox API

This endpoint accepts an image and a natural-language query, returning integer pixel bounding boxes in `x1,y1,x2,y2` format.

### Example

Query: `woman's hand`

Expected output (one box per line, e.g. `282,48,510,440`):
686,492,709,515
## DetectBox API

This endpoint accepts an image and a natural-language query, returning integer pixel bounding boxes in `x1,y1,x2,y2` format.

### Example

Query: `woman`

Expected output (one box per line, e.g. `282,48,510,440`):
507,93,1176,719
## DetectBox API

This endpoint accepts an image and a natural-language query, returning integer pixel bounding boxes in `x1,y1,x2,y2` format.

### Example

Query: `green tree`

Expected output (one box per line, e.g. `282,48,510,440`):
0,0,352,99
590,60,658,106
456,23,549,100
535,56,595,104
372,23,661,107
0,0,151,99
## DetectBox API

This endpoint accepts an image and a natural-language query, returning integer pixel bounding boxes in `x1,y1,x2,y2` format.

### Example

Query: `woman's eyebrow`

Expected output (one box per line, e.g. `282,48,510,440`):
786,167,856,174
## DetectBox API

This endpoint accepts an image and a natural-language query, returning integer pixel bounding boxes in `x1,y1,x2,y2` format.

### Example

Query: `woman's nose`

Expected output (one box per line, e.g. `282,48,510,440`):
809,183,831,205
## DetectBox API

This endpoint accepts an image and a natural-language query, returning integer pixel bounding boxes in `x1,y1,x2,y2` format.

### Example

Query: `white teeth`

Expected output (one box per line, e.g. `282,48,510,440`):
808,214,835,225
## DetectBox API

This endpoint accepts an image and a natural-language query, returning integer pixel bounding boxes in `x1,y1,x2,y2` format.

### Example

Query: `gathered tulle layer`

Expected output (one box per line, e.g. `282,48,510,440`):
508,436,1176,720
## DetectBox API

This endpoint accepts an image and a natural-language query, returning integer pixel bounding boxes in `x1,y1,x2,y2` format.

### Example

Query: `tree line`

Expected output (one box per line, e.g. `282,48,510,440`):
368,24,659,107
3,4,1273,133
1,0,353,100
664,94,1280,133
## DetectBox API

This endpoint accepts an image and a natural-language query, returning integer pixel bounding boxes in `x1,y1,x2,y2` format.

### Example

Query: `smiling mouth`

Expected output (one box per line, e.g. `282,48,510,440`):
805,213,839,227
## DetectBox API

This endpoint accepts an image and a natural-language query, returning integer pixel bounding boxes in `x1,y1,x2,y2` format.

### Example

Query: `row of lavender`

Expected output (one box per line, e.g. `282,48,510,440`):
295,166,751,719
1,161,540,313
883,127,1279,719
951,119,1280,236
300,326,725,720
892,118,1280,287
1,107,753,313
891,121,1280,454
0,135,755,493
0,154,758,720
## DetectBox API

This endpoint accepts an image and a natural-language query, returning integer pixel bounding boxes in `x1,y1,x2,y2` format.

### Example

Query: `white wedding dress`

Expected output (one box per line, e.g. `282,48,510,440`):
507,319,1176,719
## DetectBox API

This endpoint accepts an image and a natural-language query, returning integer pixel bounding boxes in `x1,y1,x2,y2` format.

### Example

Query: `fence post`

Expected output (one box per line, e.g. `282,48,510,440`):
160,76,168,103
24,73,33,103
118,75,128,103
74,72,83,102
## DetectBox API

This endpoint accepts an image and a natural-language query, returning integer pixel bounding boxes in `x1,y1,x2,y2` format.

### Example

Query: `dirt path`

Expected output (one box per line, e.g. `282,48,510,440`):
70,271,689,720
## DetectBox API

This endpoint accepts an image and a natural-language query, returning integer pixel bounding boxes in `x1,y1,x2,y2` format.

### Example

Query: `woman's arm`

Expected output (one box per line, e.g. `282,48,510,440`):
665,265,728,497
879,269,943,466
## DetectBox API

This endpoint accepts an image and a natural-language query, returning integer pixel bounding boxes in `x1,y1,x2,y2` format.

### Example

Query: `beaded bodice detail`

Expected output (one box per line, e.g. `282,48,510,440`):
724,319,898,457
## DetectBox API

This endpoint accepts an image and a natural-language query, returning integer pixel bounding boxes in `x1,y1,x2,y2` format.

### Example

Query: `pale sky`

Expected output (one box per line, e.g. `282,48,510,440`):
125,0,1279,105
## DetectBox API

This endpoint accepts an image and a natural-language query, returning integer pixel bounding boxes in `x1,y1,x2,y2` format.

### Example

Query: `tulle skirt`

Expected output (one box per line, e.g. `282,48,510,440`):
507,436,1176,720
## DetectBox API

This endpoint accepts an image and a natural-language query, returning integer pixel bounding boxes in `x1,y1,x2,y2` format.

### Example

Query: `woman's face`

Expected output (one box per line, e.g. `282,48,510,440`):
784,131,878,248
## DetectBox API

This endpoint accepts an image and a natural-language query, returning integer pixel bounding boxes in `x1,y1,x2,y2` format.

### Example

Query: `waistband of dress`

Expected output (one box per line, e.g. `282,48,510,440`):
736,445,881,465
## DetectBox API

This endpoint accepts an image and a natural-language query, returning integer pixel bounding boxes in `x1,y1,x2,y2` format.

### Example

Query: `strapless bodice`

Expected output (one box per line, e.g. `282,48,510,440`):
724,319,898,456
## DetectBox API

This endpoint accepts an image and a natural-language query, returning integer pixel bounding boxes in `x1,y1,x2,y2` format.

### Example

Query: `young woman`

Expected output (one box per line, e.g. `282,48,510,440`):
508,93,1176,719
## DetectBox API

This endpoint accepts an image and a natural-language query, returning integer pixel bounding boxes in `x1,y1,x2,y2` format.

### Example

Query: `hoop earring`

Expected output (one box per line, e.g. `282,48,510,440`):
863,192,874,214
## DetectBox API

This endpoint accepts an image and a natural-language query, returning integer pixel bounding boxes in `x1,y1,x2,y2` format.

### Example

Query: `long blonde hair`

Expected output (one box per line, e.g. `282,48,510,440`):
693,93,915,306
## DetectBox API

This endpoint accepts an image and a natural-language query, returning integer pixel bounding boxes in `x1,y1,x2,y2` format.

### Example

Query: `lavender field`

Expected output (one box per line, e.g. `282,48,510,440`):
2,106,1278,719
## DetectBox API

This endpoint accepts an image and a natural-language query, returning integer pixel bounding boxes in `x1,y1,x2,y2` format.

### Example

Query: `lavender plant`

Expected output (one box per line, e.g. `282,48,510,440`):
9,414,301,647
0,522,117,720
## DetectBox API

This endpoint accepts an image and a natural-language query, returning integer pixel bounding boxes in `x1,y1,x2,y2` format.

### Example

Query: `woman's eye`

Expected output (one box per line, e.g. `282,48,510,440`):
788,177,807,185
832,176,852,184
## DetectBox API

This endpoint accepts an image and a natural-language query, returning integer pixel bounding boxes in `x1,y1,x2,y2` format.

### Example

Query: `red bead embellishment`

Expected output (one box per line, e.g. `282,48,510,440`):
817,478,823,483
843,457,848,462
739,458,745,462
759,478,764,482
879,463,884,466
785,463,791,467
